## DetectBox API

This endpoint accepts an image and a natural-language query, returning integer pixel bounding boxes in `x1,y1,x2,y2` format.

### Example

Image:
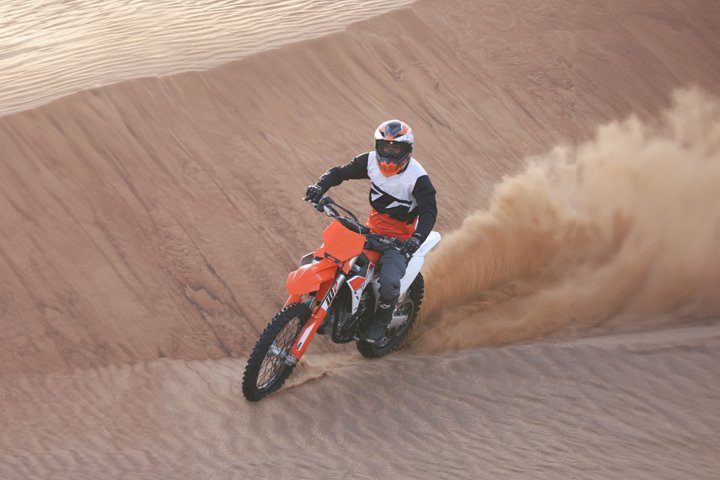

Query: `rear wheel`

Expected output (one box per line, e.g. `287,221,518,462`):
242,302,311,401
356,273,424,358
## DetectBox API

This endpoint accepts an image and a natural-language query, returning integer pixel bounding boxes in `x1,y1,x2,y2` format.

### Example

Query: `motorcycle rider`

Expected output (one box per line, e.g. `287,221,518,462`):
305,119,437,343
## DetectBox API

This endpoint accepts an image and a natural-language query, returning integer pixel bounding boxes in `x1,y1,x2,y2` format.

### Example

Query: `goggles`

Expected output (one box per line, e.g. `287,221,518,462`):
376,140,411,160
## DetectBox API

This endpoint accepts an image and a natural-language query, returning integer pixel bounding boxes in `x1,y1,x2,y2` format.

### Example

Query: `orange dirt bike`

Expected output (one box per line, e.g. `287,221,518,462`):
242,196,441,401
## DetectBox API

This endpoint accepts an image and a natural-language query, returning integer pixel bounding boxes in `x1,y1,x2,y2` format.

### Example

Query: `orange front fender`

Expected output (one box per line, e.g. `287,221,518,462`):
286,258,337,295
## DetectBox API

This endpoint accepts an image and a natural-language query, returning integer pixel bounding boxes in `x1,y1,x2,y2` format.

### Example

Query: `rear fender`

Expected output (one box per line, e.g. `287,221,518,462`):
399,231,442,295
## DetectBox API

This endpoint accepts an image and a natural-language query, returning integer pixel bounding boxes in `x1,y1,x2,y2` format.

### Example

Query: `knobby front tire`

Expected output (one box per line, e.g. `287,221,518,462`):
242,302,311,401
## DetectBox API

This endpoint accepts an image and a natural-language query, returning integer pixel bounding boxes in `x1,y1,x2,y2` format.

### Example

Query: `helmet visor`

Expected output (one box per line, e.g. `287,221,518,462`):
376,140,411,160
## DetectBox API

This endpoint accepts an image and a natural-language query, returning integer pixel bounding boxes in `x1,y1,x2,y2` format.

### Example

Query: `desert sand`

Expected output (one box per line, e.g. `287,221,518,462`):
1,0,719,478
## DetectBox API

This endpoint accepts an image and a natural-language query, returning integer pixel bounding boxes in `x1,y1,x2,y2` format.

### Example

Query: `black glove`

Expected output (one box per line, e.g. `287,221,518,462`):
401,233,423,256
305,184,324,203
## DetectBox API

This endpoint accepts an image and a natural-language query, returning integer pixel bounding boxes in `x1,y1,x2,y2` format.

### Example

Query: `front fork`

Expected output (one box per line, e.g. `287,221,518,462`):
285,259,356,365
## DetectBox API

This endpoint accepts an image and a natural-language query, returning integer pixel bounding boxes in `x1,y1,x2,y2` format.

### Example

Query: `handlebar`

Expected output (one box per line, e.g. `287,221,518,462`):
308,196,406,251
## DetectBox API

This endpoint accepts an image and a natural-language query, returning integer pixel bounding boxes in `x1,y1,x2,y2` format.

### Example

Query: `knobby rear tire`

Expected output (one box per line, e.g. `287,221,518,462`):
356,273,424,359
242,302,311,401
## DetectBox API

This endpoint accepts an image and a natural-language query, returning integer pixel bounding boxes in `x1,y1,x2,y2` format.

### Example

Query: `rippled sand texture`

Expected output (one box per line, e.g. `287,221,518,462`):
0,0,414,115
2,0,720,478
1,327,718,479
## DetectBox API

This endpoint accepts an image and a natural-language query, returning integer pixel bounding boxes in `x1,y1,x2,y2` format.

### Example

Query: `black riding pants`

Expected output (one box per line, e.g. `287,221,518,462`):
365,237,407,301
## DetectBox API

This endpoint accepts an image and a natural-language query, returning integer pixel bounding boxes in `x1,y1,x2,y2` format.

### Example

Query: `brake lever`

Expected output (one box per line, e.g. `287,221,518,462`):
311,196,332,213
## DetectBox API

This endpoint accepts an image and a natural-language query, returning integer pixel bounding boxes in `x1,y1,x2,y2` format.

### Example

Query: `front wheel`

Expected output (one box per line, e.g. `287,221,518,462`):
242,302,311,401
356,273,424,359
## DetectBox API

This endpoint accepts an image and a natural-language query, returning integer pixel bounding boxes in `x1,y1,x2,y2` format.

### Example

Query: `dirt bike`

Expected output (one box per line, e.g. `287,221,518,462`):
242,196,441,401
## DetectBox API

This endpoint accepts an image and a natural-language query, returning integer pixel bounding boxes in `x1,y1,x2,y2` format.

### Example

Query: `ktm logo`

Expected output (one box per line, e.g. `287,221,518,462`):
324,252,341,263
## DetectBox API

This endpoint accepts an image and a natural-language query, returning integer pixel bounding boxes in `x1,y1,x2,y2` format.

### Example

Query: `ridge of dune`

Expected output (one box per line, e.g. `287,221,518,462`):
1,0,720,375
0,0,415,116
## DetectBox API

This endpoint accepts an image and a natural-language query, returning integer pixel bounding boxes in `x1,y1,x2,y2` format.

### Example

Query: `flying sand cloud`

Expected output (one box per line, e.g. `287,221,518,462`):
414,88,720,352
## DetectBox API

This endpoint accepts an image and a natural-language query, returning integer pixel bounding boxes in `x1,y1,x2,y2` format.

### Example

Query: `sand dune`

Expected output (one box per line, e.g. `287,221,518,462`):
2,0,719,376
1,0,720,478
0,0,414,116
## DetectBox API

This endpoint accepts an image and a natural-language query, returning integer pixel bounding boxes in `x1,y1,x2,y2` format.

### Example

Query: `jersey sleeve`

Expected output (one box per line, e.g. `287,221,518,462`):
316,153,370,191
412,175,437,242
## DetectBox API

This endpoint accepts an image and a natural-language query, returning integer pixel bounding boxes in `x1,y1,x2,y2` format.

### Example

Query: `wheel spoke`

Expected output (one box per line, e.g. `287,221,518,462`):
256,317,302,390
388,300,414,331
243,303,314,401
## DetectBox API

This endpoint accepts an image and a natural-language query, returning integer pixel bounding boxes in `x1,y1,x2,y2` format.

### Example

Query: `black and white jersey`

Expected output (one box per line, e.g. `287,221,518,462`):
316,152,437,241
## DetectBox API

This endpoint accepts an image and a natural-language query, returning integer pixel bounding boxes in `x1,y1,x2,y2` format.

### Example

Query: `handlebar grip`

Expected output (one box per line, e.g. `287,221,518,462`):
365,233,406,250
312,196,330,211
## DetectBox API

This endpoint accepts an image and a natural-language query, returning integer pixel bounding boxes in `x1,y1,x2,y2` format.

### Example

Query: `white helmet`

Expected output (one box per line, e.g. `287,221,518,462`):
374,119,414,176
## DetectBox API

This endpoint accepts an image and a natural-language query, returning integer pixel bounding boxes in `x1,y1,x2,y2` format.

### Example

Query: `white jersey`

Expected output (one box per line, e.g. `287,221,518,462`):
366,151,428,216
316,151,437,240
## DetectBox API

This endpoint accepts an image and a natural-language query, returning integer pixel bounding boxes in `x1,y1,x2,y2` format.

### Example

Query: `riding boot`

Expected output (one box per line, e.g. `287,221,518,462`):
366,296,397,344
